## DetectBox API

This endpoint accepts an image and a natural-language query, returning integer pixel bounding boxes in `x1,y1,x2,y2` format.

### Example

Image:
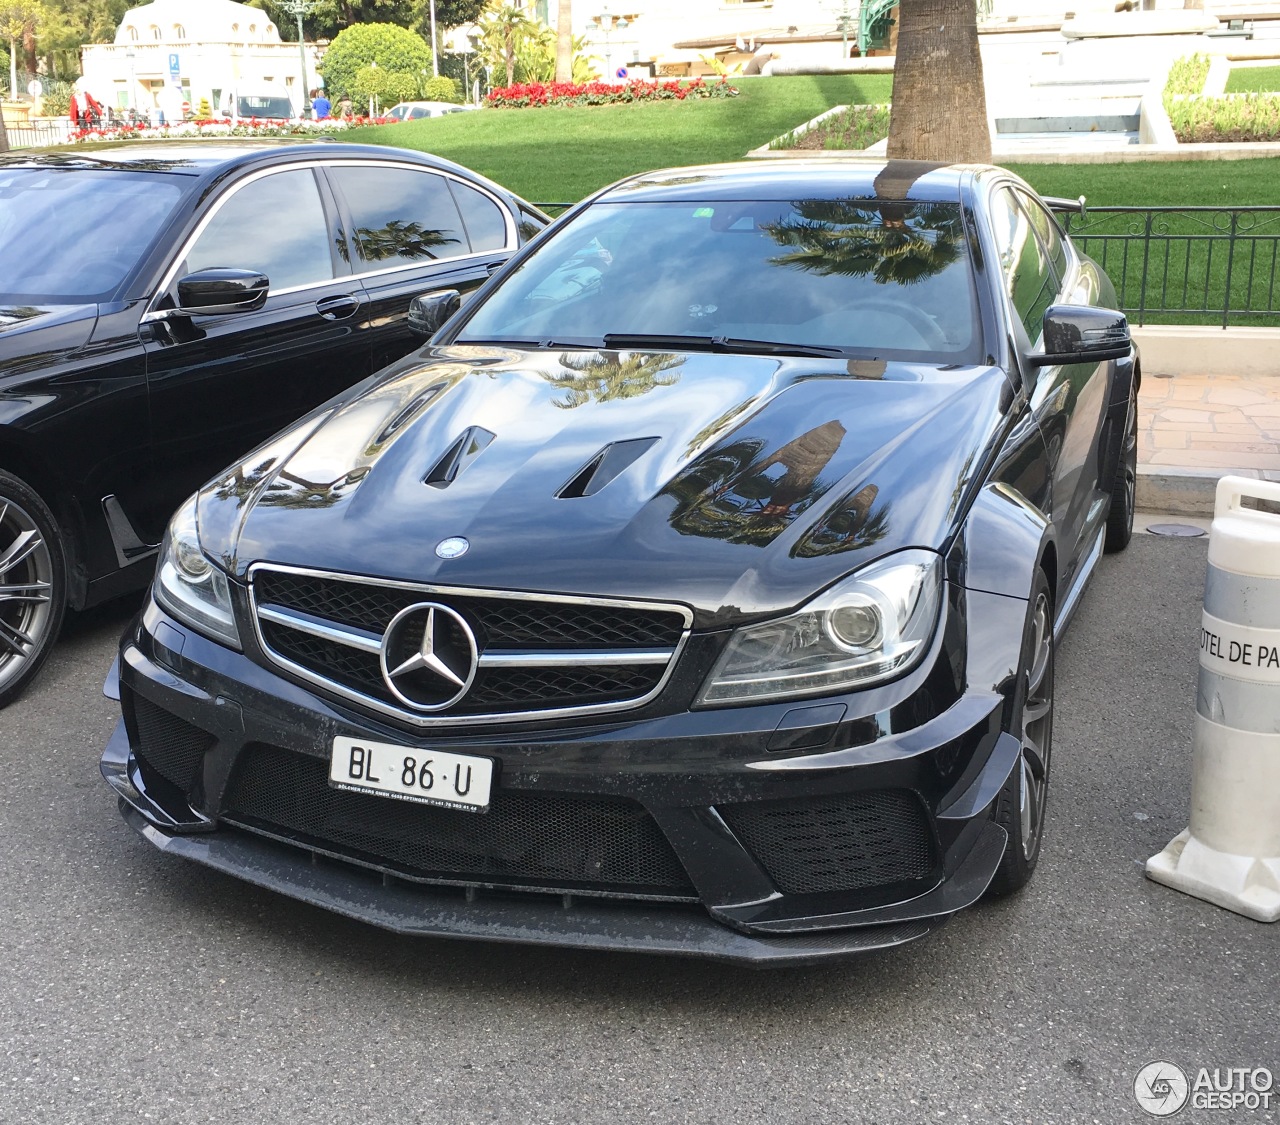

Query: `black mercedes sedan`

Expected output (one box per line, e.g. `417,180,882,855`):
0,142,547,705
101,160,1139,966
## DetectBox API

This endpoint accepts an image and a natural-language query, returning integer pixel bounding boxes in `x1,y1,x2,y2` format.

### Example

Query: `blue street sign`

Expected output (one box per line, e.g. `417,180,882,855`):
168,53,180,79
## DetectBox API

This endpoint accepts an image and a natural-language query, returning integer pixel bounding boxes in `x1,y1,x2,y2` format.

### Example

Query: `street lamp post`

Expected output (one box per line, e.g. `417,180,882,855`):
429,0,439,78
590,6,630,81
125,48,136,115
278,0,317,117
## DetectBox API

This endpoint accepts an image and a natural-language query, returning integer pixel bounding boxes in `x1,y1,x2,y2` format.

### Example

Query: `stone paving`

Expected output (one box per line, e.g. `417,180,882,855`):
1139,370,1280,476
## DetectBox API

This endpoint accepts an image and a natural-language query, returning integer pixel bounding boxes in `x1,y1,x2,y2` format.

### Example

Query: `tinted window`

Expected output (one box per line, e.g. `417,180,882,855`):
1017,190,1068,278
330,166,467,270
518,204,547,244
0,168,185,301
449,180,508,252
458,199,982,362
184,168,333,292
990,188,1058,342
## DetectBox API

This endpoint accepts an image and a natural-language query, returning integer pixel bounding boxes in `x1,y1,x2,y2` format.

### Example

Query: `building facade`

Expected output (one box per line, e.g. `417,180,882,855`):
80,0,322,116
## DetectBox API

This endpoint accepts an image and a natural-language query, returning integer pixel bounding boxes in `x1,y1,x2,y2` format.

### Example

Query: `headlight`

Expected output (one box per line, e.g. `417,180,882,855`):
153,494,241,649
697,550,942,705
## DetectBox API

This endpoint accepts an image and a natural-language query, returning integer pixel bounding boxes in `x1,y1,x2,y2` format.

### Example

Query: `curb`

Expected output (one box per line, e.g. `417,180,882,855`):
1137,465,1276,516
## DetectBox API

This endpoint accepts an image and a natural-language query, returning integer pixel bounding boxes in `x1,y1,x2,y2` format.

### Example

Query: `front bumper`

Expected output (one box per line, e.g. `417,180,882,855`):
101,591,1026,966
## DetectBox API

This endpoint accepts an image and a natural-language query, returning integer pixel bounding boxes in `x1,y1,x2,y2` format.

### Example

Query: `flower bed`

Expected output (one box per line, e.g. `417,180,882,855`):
69,116,391,143
769,104,890,152
1165,93,1280,143
485,78,738,109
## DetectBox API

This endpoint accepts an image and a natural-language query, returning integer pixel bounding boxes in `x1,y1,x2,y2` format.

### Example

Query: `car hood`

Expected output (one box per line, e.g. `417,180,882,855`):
0,303,98,375
202,345,1013,627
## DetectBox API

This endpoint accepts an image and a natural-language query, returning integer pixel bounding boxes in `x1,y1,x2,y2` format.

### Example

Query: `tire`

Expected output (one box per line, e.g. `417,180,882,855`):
0,470,67,708
986,569,1054,897
1103,389,1137,553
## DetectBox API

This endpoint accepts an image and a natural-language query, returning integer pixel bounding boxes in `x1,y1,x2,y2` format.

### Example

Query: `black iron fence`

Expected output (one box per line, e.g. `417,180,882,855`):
3,119,71,149
1059,205,1280,328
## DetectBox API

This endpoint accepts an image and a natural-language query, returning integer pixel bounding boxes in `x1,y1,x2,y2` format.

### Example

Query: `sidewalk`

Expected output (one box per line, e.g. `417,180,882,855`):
1138,371,1280,513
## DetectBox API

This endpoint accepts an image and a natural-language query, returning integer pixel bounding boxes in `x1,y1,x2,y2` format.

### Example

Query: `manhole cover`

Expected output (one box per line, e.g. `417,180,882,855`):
1146,523,1206,537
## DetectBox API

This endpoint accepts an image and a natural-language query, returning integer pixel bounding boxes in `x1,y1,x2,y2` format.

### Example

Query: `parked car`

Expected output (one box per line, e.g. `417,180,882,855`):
385,101,476,122
102,160,1139,965
0,142,549,705
218,88,297,122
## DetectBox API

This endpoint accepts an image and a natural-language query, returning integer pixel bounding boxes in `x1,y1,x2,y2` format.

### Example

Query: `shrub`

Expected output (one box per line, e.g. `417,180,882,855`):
39,80,73,118
319,23,433,103
351,65,418,111
486,78,738,109
420,75,461,103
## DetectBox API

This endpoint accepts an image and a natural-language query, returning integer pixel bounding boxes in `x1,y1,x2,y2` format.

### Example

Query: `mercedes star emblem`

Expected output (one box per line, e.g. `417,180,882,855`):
435,536,470,559
379,602,478,711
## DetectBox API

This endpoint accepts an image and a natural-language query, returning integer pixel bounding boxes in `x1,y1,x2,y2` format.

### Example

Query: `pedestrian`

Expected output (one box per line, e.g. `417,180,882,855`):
69,80,104,128
339,94,353,120
311,88,331,119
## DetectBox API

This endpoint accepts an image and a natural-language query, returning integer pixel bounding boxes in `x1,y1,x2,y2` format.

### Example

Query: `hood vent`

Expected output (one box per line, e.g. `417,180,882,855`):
423,426,495,489
557,437,660,499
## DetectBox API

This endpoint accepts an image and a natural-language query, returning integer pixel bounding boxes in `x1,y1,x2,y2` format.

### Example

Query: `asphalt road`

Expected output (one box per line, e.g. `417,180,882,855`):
1,530,1274,1125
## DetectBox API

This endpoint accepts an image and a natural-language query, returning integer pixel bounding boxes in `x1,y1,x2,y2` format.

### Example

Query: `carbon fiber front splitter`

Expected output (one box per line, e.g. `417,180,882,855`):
113,795,941,968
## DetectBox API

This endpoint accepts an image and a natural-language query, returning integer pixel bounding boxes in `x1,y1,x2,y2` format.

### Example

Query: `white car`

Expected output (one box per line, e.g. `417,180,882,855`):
386,100,475,122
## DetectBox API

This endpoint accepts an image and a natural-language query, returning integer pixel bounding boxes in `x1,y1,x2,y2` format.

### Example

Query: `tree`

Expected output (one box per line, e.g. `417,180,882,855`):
886,0,990,163
36,0,129,78
554,0,570,83
476,4,532,88
0,0,42,99
317,20,432,102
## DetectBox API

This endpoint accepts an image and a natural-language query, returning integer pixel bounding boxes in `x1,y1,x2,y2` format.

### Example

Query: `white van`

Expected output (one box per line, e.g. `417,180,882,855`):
218,88,296,122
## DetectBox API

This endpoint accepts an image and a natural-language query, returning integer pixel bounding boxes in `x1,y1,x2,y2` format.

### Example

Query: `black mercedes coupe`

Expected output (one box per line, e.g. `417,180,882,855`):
101,160,1139,966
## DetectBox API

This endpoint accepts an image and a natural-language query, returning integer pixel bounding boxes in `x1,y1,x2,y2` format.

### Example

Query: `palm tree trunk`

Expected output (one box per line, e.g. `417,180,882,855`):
555,0,573,83
0,109,9,154
886,0,991,163
505,29,515,86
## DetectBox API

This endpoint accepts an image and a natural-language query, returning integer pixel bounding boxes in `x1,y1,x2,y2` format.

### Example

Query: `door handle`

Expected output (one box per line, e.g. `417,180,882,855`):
316,294,359,320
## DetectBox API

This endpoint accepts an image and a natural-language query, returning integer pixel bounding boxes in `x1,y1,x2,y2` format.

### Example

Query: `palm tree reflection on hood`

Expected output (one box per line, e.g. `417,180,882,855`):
544,351,682,409
761,199,965,287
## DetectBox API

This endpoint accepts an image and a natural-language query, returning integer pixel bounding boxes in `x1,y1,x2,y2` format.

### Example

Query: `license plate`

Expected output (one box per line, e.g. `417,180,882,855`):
329,736,493,812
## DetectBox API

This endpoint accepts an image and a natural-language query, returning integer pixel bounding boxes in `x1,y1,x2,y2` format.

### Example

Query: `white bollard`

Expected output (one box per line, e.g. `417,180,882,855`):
1146,475,1280,922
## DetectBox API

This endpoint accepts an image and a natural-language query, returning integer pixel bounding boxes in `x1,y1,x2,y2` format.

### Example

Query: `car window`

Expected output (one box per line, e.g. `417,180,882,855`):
990,187,1058,343
409,107,426,119
457,198,983,363
1017,189,1068,279
518,204,547,244
329,165,468,271
183,168,333,292
0,168,186,302
448,180,509,252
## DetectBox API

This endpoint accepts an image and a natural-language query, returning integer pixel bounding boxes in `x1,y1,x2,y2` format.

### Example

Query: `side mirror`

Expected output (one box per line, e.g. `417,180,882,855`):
176,268,270,315
408,289,461,339
1029,304,1131,367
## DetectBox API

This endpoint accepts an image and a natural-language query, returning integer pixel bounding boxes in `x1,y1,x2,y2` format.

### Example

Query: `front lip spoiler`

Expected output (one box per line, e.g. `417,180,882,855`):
114,800,940,967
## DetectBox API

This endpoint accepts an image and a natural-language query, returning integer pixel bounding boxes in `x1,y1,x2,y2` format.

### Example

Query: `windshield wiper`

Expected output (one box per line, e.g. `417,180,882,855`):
601,333,846,359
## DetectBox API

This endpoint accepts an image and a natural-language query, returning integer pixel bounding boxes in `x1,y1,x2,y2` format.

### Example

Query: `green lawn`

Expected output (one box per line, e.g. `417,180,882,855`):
1225,64,1280,93
345,75,893,202
348,78,1280,209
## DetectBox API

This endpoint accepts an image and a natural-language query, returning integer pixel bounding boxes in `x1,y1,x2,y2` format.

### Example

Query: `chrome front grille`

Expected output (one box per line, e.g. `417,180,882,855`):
249,565,692,726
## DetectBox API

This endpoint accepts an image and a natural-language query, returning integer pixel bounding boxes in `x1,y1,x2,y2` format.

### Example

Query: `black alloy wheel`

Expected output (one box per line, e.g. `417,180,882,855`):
986,569,1055,896
0,471,67,708
1104,390,1138,553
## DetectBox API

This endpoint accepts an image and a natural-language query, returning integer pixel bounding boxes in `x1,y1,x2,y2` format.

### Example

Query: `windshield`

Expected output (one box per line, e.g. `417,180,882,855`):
456,198,983,362
0,168,187,302
237,96,293,119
